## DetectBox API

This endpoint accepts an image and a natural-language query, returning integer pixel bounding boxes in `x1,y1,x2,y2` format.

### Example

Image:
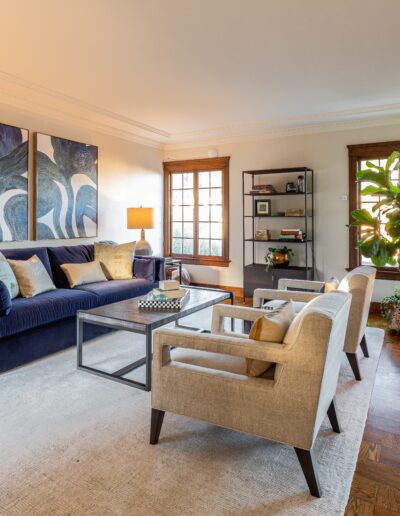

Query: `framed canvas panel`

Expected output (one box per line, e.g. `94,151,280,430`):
35,133,98,240
0,122,29,241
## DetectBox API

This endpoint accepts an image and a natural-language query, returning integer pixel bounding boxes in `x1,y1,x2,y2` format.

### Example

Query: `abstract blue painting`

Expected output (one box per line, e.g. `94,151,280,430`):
35,133,98,239
0,123,28,241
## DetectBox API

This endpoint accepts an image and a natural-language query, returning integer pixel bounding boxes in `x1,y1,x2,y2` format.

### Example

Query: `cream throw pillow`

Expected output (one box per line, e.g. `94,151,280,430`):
8,255,56,298
247,301,295,377
0,251,20,299
94,242,135,280
61,261,108,288
324,276,340,293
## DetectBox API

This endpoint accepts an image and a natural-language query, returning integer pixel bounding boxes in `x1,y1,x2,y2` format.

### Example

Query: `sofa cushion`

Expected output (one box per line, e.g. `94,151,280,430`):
8,255,56,298
0,252,20,299
0,247,53,280
94,241,135,280
0,288,98,338
76,278,153,305
133,257,156,282
47,245,94,288
61,261,108,288
0,280,12,316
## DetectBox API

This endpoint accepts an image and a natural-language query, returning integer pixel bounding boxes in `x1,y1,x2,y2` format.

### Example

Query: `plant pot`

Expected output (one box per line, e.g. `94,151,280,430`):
384,302,400,332
271,252,290,268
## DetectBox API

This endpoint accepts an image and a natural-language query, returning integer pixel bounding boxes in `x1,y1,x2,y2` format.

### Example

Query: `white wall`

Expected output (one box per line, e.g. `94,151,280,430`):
164,123,400,301
0,107,163,254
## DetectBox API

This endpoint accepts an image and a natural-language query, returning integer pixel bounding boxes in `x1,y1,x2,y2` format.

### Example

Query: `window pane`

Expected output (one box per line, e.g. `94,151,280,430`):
172,223,182,237
199,239,210,255
172,206,182,221
210,188,222,204
172,174,182,189
210,222,222,239
199,222,210,238
199,172,209,188
211,240,222,256
172,238,183,254
183,206,193,221
210,170,222,187
183,189,194,205
210,205,222,221
199,189,210,205
199,206,210,221
183,222,193,238
182,239,193,255
172,190,182,205
183,173,193,188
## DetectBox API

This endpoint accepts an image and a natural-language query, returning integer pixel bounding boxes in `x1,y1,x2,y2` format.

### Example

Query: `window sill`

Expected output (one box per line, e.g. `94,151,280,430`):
167,256,231,267
346,266,400,281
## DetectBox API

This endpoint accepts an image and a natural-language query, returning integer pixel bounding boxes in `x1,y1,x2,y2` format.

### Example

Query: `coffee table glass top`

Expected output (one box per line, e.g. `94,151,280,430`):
78,287,232,329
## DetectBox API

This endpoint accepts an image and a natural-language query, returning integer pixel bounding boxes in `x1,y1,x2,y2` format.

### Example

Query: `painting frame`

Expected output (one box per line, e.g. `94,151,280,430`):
34,132,98,240
254,199,271,217
0,121,29,242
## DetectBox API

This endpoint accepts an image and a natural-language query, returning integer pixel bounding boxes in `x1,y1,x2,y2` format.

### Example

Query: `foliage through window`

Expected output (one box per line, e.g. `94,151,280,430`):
163,157,229,266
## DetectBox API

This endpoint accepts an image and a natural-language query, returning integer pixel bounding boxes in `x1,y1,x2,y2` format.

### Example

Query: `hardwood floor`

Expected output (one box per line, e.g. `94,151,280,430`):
345,315,400,515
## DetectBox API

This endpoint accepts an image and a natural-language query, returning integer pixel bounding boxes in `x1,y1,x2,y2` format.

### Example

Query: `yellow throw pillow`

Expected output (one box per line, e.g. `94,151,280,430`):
0,251,20,299
94,242,136,280
324,276,340,293
247,301,295,377
61,261,108,288
7,255,56,298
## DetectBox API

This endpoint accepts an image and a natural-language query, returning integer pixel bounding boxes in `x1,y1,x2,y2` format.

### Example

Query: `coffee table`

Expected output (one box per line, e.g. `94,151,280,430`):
77,286,235,391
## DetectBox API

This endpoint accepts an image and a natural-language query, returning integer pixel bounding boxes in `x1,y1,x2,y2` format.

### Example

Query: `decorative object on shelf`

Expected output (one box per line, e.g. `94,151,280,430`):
279,228,305,241
271,211,286,217
297,175,305,193
255,229,269,241
127,206,154,255
138,288,190,311
35,133,98,240
265,246,294,271
349,151,400,267
0,122,28,241
254,199,271,216
250,184,276,194
285,181,297,193
381,288,400,333
285,208,305,217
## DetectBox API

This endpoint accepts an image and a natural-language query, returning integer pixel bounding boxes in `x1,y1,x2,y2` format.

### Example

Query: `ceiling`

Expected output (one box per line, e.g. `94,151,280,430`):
1,0,400,147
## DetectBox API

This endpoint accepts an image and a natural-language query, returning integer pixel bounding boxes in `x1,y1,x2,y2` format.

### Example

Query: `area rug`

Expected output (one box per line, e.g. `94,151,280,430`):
0,309,384,516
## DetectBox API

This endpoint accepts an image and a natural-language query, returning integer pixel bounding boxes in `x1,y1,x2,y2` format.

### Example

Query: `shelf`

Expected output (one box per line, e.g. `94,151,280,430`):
244,264,312,271
245,191,311,196
244,215,311,218
245,239,312,243
243,167,313,176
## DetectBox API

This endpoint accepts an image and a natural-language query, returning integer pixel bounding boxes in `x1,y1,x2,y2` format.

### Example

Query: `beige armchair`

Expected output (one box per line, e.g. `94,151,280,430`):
253,266,376,380
150,291,352,497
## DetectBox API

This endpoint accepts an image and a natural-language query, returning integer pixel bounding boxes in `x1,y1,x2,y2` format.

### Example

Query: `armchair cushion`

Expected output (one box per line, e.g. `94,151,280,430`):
248,301,295,376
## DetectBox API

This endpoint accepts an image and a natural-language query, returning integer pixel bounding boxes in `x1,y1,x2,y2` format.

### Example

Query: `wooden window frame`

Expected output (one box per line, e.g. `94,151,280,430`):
163,156,230,267
348,140,400,280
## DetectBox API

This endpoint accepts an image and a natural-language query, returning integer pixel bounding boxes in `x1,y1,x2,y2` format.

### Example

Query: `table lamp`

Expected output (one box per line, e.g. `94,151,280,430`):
127,207,154,255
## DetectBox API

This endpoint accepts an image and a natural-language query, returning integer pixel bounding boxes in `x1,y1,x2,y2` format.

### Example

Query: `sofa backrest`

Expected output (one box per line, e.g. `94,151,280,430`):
0,247,53,279
47,245,94,288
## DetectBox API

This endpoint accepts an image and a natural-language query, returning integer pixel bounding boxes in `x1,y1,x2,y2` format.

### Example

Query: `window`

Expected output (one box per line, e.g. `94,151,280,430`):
163,157,230,266
348,141,400,280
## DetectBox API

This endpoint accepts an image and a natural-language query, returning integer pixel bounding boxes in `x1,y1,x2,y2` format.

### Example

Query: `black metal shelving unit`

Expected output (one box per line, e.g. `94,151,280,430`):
242,167,315,298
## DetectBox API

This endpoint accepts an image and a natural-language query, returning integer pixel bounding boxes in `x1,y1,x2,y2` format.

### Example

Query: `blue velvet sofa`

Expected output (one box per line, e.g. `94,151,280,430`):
0,244,165,372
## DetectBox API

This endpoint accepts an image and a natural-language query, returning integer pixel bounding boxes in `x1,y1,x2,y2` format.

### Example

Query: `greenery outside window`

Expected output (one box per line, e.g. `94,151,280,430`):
163,157,230,266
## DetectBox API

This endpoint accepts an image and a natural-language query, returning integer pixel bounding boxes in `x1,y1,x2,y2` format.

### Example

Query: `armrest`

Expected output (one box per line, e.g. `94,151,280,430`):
253,288,321,307
211,304,266,334
277,278,325,291
134,256,165,282
153,328,288,369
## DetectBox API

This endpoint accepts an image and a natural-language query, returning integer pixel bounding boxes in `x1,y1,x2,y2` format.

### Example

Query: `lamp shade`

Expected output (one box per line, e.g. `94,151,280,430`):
127,207,154,229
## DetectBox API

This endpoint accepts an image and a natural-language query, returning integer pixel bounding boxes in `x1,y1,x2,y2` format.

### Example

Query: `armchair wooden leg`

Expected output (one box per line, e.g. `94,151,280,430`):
360,335,369,358
327,397,342,433
294,447,322,498
150,408,165,445
346,352,362,381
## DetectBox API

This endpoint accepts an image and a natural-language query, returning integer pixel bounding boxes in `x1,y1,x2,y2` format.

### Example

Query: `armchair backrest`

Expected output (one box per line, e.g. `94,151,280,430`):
338,266,376,353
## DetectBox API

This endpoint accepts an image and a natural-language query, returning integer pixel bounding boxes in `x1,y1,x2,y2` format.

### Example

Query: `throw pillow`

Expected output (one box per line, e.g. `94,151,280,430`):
60,261,108,288
0,280,12,316
94,241,136,280
324,276,340,293
133,257,155,282
7,255,56,298
0,251,19,299
247,301,295,377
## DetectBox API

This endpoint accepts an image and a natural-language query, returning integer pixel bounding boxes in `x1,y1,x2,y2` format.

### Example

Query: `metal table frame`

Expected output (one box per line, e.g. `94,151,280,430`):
77,286,235,391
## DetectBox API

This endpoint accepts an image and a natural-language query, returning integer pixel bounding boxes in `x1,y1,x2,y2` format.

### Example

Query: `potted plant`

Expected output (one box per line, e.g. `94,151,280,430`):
265,246,294,271
349,151,400,266
381,288,400,333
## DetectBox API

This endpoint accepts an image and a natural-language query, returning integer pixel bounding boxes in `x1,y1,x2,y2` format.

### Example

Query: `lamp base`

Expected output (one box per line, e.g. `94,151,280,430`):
135,238,153,256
